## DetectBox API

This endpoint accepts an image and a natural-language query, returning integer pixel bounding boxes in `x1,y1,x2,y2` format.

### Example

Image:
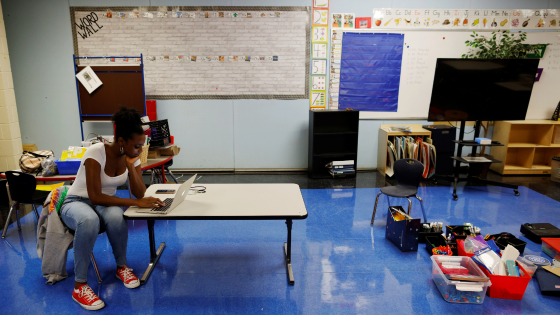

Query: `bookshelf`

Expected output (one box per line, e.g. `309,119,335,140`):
308,110,359,179
376,124,432,177
490,120,560,175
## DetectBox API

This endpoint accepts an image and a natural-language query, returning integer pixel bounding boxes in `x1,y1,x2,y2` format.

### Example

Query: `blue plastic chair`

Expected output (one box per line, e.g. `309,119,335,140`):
371,159,427,224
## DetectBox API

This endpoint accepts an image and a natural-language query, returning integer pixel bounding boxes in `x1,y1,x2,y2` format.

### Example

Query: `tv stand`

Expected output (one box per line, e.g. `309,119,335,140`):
433,121,519,201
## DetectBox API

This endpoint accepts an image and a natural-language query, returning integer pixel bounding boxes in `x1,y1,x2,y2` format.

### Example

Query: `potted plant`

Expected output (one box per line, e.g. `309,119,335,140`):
462,30,544,177
462,30,544,59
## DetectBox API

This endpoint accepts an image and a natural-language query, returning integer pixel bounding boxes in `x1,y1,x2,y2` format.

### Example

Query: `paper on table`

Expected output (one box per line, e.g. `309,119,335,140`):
76,66,103,94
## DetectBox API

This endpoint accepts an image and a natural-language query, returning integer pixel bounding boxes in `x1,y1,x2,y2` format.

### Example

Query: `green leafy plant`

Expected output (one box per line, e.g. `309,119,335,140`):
462,30,542,59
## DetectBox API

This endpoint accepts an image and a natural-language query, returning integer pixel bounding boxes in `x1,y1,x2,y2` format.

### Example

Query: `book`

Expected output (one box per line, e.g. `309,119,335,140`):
331,168,355,174
332,164,354,169
325,160,354,167
388,125,411,132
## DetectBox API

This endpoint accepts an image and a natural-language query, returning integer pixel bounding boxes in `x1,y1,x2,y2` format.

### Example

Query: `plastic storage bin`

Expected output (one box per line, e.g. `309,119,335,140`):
425,235,448,256
481,264,531,300
457,240,475,258
542,238,560,261
490,232,527,255
56,159,81,175
516,256,538,277
431,256,491,304
142,119,171,147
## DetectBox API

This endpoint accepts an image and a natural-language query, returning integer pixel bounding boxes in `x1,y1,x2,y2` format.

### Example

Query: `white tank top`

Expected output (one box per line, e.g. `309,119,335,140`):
67,143,140,198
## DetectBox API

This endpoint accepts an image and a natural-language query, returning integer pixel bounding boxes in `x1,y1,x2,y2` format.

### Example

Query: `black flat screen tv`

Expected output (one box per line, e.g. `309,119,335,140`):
427,58,540,121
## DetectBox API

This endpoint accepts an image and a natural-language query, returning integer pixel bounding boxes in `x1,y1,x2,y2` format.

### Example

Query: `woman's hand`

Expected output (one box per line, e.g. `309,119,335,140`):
136,197,165,208
126,155,141,167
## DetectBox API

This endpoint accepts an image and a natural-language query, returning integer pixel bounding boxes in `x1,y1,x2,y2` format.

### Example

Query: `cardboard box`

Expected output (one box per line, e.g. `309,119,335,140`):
23,143,38,152
147,149,160,159
160,146,180,156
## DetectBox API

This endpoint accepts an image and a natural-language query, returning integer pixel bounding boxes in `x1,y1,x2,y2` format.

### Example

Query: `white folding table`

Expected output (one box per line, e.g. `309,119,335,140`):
123,183,308,285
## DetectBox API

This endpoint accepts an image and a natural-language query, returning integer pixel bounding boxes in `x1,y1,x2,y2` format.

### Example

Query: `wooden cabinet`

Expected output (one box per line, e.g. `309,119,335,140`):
490,120,560,175
376,124,432,177
308,110,359,178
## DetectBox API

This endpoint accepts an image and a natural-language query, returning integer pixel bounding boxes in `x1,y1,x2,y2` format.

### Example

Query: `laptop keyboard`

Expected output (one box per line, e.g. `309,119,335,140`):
150,198,173,213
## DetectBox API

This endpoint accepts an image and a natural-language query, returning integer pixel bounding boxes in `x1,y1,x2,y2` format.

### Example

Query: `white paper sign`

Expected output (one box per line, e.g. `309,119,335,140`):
311,60,327,75
76,66,102,94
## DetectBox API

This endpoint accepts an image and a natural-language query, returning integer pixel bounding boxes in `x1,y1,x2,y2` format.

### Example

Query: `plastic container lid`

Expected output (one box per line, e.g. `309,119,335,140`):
523,255,551,266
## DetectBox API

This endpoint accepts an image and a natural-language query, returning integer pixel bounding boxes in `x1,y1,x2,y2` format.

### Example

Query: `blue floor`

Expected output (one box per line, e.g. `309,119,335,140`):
1,185,559,314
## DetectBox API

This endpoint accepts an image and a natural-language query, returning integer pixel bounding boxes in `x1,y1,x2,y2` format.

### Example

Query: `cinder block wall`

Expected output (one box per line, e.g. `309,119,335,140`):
0,1,21,172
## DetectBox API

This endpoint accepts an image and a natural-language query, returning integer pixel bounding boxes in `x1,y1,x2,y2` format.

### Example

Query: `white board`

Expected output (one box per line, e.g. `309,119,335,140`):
71,7,309,99
336,29,560,120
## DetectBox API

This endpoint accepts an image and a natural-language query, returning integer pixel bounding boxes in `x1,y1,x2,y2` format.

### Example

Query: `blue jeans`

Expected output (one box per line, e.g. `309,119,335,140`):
60,196,128,283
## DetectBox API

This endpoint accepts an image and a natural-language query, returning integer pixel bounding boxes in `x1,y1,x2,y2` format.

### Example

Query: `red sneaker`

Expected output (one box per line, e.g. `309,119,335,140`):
72,284,105,311
116,265,140,289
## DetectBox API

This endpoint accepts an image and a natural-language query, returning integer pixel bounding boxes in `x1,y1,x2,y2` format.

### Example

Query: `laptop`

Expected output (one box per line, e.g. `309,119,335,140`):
137,174,197,214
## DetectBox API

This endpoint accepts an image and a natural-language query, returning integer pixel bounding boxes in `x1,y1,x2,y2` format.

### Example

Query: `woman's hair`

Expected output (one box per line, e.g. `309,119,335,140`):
112,106,144,141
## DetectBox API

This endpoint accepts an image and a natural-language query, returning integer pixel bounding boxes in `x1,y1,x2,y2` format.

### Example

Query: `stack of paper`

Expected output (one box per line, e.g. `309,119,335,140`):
325,160,355,178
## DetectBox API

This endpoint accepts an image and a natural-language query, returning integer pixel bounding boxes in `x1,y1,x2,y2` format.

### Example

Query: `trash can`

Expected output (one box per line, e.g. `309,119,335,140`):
552,157,560,183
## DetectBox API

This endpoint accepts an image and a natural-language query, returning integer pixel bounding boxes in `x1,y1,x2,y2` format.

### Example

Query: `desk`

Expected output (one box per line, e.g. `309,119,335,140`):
123,183,308,285
0,157,175,206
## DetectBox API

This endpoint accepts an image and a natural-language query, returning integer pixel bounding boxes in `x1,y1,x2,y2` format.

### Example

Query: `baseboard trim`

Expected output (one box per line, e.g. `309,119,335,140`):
168,168,377,173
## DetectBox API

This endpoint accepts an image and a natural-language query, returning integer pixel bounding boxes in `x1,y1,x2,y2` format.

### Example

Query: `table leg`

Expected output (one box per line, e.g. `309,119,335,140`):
140,220,166,285
161,165,166,184
284,219,294,285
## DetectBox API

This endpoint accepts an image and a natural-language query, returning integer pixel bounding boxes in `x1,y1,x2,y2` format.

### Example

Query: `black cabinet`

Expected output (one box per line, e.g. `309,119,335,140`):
422,125,457,175
308,110,359,178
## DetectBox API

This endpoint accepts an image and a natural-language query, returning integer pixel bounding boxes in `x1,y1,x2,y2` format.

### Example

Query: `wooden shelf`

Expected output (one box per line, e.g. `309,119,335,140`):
508,143,551,147
531,164,552,170
491,120,560,175
376,124,432,177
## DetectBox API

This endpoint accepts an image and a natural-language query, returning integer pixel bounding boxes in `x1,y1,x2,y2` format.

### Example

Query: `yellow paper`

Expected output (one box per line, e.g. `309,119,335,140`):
543,266,560,278
36,182,64,191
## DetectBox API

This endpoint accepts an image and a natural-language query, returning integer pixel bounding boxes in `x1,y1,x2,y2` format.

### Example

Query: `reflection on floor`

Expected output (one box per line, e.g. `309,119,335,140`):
1,184,560,314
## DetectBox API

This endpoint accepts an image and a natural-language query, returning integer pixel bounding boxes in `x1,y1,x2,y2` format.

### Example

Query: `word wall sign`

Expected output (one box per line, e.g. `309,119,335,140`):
370,9,559,30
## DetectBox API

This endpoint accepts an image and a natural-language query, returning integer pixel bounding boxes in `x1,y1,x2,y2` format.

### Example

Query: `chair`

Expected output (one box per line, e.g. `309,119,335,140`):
150,159,179,184
2,171,50,238
370,159,428,224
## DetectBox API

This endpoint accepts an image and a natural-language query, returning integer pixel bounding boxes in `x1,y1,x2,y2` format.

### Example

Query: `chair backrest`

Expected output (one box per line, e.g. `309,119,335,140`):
5,171,37,204
393,159,424,188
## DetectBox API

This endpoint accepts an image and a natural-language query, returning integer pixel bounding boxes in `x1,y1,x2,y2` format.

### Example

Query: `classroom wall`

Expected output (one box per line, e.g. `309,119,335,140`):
3,0,558,171
0,1,21,172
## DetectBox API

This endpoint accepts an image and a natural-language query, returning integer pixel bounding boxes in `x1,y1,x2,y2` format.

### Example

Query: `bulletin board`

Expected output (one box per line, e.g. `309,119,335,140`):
70,6,310,100
76,65,145,121
331,29,560,120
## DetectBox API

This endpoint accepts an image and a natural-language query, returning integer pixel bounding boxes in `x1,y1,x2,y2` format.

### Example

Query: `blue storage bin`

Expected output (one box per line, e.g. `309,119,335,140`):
56,159,82,175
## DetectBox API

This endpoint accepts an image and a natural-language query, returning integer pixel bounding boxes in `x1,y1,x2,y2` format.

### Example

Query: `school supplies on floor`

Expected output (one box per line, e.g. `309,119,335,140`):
431,256,492,304
520,223,560,243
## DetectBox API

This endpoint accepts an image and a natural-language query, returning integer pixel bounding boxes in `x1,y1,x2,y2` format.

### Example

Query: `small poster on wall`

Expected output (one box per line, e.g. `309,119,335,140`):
313,9,329,25
76,66,103,94
313,0,328,9
332,13,355,28
355,17,371,28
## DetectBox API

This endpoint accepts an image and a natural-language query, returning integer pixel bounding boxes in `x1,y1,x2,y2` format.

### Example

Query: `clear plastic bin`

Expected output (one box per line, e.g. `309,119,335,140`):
517,256,538,277
431,256,492,304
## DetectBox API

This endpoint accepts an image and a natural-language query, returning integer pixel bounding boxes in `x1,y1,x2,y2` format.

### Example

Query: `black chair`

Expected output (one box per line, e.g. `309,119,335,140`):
2,171,50,238
150,159,179,184
371,159,427,224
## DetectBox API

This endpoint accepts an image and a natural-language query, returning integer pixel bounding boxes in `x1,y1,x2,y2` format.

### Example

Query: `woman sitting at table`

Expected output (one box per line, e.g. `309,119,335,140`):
60,106,164,311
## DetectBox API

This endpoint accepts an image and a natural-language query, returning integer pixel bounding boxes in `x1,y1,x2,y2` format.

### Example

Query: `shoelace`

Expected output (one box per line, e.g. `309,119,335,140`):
79,285,98,302
119,266,136,282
